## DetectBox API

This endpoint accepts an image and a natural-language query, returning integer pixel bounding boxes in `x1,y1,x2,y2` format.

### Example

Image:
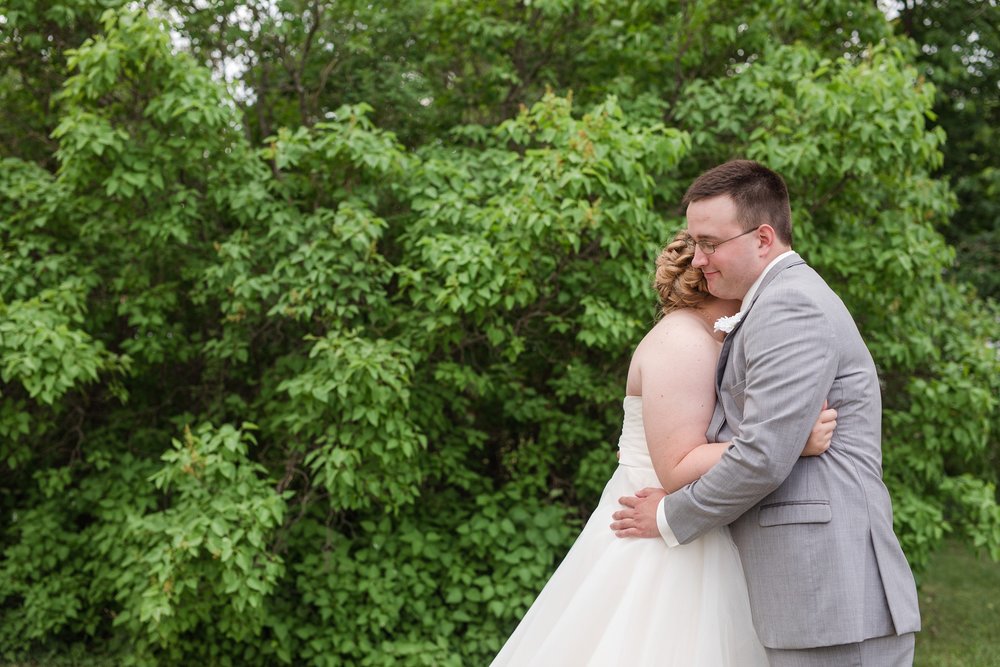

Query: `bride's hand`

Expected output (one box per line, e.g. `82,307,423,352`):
802,402,837,457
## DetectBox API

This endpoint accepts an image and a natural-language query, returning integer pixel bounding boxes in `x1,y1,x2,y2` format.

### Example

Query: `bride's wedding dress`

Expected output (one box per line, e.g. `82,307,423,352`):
491,395,768,666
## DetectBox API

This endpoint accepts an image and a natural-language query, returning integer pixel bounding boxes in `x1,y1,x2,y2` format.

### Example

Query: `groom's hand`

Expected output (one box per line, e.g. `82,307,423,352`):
610,487,667,539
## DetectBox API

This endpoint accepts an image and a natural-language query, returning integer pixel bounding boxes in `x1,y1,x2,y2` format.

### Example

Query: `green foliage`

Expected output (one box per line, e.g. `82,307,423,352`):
895,0,1000,299
0,1,997,664
0,281,120,406
111,422,289,661
0,0,129,167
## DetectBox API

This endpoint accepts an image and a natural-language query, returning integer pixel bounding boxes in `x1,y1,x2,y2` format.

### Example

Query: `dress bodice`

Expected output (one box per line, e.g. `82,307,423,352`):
617,395,652,470
492,397,768,667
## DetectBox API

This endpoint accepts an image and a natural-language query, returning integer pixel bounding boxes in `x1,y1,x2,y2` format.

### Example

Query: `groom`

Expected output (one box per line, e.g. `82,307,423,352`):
611,160,920,665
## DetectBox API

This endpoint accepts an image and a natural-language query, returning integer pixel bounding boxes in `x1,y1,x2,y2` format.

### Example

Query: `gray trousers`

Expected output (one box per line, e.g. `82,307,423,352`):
765,633,915,667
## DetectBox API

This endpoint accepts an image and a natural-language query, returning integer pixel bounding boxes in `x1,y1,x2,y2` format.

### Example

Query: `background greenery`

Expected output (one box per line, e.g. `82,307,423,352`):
914,540,1000,667
0,0,997,664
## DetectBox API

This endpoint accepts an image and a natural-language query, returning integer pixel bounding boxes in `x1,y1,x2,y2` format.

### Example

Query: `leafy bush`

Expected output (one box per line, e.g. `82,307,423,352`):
0,2,996,664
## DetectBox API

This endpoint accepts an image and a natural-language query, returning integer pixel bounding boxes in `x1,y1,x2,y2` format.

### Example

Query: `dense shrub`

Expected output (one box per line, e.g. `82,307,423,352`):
1,2,996,664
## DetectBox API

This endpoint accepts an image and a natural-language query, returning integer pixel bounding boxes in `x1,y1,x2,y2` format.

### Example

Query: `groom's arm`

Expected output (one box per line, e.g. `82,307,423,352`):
662,286,838,544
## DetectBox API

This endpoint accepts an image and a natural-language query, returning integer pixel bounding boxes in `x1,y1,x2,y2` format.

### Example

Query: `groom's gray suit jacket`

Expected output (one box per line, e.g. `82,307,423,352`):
662,253,920,650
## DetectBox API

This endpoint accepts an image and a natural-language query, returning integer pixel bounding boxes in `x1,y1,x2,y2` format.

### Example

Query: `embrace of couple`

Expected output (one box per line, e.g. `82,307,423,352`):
492,160,921,666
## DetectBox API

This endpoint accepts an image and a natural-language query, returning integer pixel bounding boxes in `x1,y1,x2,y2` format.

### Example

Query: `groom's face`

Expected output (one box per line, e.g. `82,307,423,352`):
686,195,765,301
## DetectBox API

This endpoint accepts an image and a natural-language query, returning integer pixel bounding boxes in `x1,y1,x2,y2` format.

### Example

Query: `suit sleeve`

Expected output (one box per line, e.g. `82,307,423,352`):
662,285,838,543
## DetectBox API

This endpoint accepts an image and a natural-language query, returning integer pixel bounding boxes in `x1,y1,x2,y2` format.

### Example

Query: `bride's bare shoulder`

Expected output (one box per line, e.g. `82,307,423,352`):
634,309,715,358
627,308,721,395
650,308,713,339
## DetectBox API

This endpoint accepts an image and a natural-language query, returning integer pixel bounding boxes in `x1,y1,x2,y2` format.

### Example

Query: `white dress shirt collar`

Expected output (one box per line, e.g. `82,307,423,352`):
740,250,795,312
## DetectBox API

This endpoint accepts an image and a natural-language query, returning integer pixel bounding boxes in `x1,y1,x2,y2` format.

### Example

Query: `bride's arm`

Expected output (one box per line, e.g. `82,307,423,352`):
638,317,834,494
655,442,730,494
637,316,724,494
659,412,836,492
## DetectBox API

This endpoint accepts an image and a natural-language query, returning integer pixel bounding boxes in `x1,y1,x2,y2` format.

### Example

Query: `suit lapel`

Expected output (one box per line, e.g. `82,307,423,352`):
715,253,805,389
716,331,735,388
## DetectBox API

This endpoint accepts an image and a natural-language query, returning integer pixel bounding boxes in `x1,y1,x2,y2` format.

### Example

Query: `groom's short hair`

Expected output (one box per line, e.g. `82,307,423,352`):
682,160,793,246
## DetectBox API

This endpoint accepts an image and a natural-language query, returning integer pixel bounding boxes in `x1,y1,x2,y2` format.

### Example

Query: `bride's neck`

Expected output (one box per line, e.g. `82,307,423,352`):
693,297,741,338
701,297,741,321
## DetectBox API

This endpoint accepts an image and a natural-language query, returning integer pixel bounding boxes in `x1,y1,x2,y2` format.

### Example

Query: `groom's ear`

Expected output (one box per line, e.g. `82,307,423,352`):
755,224,782,255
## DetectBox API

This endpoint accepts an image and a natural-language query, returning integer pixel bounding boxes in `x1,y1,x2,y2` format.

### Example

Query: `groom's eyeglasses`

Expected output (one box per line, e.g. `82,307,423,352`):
684,226,761,255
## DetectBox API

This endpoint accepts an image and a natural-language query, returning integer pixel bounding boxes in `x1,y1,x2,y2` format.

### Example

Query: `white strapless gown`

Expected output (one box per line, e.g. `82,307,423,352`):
491,396,768,666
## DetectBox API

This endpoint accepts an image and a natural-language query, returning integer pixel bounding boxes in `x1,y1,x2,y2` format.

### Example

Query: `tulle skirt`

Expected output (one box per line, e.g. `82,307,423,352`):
491,463,768,666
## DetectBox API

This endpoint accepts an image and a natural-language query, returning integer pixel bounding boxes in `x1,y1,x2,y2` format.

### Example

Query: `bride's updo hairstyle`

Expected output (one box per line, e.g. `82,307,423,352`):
654,230,710,317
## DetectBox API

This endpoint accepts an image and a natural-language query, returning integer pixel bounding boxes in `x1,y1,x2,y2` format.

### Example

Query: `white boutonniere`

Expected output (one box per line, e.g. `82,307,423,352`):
713,312,743,334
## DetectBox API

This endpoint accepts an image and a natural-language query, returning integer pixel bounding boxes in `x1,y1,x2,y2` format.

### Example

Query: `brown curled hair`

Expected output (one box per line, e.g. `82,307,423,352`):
654,230,710,317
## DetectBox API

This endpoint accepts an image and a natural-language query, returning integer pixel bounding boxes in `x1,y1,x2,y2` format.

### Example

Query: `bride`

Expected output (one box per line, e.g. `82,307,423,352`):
491,231,835,666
